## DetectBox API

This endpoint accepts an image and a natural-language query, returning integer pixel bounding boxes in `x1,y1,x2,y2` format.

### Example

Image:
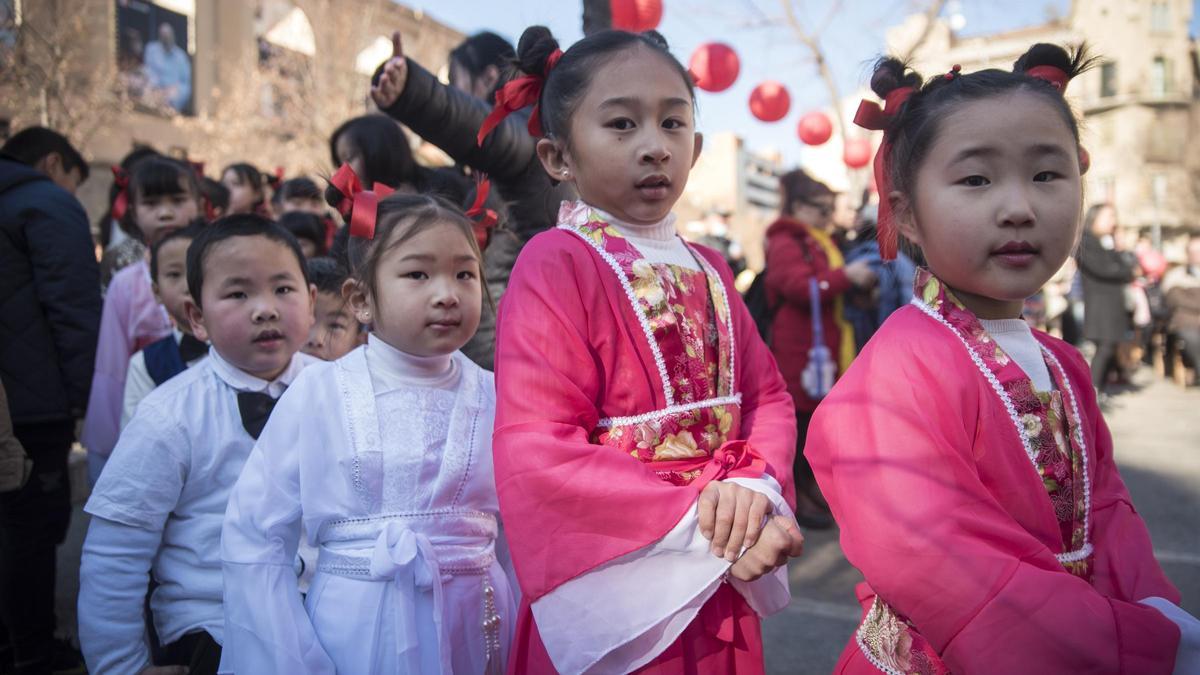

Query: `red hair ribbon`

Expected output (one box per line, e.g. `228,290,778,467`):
111,166,131,221
853,86,915,261
465,173,498,250
329,163,395,240
268,166,285,191
476,49,563,146
1026,65,1069,93
189,160,206,178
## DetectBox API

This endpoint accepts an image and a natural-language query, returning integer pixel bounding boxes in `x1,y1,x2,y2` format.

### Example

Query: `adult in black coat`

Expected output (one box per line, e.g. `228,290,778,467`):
371,32,576,369
1077,204,1136,389
0,127,98,672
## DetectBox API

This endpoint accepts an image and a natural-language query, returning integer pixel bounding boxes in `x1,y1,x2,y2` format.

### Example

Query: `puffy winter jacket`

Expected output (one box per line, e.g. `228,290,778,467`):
0,158,101,424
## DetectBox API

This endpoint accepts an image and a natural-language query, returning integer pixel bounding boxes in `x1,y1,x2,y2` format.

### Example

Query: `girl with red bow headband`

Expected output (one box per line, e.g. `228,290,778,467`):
806,43,1199,674
221,179,513,673
490,25,804,675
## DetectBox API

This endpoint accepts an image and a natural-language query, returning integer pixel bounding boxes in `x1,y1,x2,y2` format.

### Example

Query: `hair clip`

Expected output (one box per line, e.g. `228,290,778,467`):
477,49,564,145
111,166,131,221
943,64,962,81
329,164,395,240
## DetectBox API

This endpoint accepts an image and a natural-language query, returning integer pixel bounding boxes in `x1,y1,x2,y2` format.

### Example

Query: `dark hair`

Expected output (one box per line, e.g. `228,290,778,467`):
222,162,269,212
278,211,326,256
125,156,202,240
335,193,490,313
869,43,1097,202
1083,202,1114,234
306,256,348,295
514,26,695,141
449,31,516,104
0,126,89,181
273,176,322,207
150,219,205,282
779,169,835,217
186,213,308,308
424,168,473,205
329,115,428,190
200,177,230,219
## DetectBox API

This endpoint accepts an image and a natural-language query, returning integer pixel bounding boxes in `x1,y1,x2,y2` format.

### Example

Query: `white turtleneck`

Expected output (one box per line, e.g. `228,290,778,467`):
364,333,459,393
978,318,1053,392
594,207,700,271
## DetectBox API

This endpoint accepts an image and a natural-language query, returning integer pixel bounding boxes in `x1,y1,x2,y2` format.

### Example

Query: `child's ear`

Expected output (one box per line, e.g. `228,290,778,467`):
536,137,572,183
691,132,704,168
183,298,208,342
889,190,921,247
342,278,372,325
306,282,318,322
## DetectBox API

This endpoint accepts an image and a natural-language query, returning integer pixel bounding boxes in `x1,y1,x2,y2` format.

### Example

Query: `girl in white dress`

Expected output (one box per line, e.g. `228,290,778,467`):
219,185,515,674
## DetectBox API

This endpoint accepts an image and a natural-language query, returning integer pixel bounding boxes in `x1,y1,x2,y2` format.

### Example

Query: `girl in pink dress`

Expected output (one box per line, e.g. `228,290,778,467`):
488,26,804,674
806,44,1200,673
82,156,200,482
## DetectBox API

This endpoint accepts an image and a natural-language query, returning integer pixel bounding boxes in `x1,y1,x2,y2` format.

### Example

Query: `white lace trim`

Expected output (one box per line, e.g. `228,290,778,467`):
559,225,677,406
597,394,742,429
910,298,1092,565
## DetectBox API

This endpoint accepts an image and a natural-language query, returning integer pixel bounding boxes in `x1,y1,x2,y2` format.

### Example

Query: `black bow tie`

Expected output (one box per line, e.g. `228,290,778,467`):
178,334,208,362
237,391,278,440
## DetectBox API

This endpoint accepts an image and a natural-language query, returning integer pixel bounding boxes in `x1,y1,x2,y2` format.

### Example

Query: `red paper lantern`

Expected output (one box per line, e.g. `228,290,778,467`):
610,0,663,32
843,137,873,169
797,111,832,146
688,43,739,93
749,81,790,122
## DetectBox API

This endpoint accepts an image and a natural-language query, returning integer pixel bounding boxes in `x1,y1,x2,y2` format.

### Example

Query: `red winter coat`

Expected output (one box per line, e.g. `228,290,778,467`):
764,216,849,413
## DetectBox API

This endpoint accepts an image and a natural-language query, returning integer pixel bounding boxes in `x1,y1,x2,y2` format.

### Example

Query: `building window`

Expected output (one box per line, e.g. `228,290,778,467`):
1150,57,1172,97
1100,62,1118,98
1151,173,1168,207
1150,2,1170,33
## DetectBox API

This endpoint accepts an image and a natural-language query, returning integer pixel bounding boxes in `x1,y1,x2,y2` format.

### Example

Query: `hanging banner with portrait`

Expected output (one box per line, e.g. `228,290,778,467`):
116,0,194,115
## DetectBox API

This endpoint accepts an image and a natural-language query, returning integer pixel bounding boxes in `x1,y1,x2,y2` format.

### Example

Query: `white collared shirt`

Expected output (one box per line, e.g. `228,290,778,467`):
82,348,314,658
120,329,208,431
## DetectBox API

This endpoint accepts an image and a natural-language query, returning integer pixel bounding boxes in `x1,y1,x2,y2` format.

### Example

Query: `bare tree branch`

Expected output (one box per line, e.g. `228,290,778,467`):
899,0,948,63
779,0,849,144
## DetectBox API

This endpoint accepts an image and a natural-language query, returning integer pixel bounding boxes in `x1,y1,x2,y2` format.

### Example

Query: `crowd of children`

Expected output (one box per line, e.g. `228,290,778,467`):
0,21,1192,675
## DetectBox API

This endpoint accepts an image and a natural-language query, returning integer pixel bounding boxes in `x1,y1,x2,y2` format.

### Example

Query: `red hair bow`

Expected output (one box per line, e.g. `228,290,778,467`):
268,166,285,191
853,86,915,261
1026,65,1069,93
465,173,498,250
111,166,131,222
329,163,395,240
476,49,563,146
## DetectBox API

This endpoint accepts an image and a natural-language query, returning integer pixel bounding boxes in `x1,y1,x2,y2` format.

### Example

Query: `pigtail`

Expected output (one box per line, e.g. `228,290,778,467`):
514,26,561,78
870,57,923,104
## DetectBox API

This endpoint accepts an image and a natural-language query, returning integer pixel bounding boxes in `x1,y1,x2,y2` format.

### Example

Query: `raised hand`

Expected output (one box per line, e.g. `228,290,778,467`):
370,31,408,110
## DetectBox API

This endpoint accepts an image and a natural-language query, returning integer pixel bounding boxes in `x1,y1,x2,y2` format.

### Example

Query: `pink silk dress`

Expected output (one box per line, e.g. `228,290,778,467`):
494,202,797,674
81,258,172,461
807,269,1182,674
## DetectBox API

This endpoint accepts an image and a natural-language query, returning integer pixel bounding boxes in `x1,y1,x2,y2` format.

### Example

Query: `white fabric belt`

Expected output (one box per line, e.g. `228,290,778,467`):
314,510,498,674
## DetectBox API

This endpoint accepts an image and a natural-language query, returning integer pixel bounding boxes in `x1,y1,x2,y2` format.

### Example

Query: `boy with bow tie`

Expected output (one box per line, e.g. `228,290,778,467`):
120,221,209,431
78,215,316,675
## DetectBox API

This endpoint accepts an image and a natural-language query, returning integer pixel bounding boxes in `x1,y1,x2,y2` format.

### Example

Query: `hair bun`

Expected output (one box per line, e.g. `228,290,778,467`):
1013,42,1098,80
640,30,671,51
869,57,922,99
324,183,345,212
515,25,560,76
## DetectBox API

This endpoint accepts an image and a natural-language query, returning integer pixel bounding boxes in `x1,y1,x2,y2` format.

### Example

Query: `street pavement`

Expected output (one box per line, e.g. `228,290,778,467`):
54,369,1198,673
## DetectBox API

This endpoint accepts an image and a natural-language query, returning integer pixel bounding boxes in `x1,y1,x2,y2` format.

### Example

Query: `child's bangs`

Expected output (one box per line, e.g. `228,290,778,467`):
135,162,193,199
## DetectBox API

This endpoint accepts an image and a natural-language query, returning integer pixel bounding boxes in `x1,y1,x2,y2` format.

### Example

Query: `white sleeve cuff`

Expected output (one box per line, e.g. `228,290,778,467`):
530,475,794,675
1140,596,1200,675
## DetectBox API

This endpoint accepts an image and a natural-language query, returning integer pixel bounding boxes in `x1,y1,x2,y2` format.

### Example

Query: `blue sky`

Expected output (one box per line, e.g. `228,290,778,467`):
401,0,1196,164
